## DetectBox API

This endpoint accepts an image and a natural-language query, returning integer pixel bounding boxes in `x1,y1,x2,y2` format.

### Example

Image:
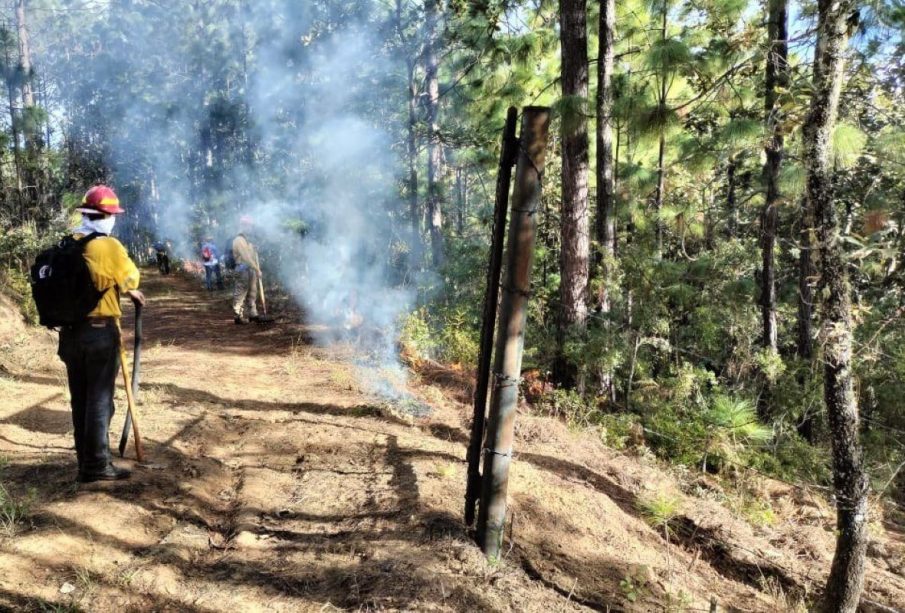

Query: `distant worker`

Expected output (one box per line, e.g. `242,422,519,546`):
60,186,145,482
153,239,170,275
200,236,224,291
230,216,262,324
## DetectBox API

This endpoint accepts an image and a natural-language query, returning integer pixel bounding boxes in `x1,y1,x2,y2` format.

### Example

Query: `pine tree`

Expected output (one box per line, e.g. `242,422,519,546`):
759,0,788,355
802,0,869,609
556,0,590,387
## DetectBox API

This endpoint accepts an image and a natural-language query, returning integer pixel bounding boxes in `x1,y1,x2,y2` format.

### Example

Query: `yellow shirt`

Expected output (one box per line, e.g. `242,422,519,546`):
75,234,140,319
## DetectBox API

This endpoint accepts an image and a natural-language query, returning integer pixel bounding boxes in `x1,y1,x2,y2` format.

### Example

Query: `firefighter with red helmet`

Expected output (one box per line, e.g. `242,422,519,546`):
59,185,145,482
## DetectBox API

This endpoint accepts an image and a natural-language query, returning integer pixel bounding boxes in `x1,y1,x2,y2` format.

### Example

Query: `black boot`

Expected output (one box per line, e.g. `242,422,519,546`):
79,464,131,483
234,315,248,325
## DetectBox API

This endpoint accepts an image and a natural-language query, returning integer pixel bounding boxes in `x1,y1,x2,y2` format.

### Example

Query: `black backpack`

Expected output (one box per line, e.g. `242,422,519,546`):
30,233,107,328
222,237,236,270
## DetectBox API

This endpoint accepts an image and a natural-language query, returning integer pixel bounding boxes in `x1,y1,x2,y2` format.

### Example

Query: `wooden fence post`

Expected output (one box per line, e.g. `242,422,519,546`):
465,107,518,527
476,107,550,558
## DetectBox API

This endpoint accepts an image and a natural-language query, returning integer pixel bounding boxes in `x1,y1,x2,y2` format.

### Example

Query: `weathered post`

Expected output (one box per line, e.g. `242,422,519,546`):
465,107,518,527
476,107,550,558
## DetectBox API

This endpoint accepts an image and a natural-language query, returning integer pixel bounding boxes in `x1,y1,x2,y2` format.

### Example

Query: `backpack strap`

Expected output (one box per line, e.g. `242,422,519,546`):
77,231,105,245
76,231,111,299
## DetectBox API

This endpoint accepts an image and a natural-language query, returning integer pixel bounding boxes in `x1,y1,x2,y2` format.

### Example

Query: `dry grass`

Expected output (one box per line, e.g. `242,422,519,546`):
1,272,904,612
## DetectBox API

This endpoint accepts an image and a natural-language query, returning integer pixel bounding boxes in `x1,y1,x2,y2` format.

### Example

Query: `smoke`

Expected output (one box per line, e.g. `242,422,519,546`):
47,1,420,400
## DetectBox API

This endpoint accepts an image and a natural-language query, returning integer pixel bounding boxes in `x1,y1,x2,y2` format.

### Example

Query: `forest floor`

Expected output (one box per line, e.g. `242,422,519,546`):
1,270,904,612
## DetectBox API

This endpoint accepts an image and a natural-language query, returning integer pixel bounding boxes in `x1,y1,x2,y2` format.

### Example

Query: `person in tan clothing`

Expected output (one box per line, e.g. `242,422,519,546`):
231,215,262,324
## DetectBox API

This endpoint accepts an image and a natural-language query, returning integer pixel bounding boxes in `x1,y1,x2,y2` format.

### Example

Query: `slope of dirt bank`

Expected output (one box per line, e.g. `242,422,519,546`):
1,271,904,612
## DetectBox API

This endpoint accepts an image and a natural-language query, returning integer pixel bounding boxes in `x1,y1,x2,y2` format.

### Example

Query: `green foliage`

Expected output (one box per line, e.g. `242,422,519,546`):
619,569,649,603
719,117,762,150
436,307,479,366
1,268,38,324
740,498,777,527
399,307,435,361
634,102,680,137
0,222,52,270
645,38,693,74
538,388,597,429
0,0,900,544
636,491,682,529
831,122,868,169
754,348,786,383
399,304,480,367
598,413,642,449
0,219,66,324
0,480,35,537
748,429,832,485
701,396,772,471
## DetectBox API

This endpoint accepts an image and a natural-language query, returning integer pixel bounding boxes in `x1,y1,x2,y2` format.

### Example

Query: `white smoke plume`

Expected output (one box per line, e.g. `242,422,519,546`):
42,1,422,400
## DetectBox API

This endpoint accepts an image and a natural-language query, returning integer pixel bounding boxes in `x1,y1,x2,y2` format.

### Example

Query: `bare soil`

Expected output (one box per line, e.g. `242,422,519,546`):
1,271,904,612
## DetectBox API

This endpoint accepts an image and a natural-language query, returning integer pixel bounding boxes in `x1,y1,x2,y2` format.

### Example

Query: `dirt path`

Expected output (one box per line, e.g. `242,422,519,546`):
1,271,904,612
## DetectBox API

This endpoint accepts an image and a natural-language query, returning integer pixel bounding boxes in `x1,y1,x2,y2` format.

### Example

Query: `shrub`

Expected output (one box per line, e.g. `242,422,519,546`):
538,388,596,429
701,396,772,472
399,307,435,361
437,307,479,366
636,491,682,530
598,413,643,450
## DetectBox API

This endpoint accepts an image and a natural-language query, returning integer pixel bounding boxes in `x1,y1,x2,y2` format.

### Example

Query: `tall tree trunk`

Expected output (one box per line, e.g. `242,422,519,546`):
594,0,616,398
803,1,867,610
798,194,816,399
654,131,666,257
455,166,465,235
726,157,738,238
3,35,23,215
652,3,668,259
396,0,420,245
613,120,621,256
797,223,816,345
595,0,615,294
425,0,444,268
15,0,36,214
758,0,788,415
40,73,50,148
407,57,420,239
16,0,35,143
462,169,468,230
556,0,590,387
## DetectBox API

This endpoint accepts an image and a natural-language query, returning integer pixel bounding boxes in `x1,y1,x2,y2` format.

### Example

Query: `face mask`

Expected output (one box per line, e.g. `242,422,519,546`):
78,214,116,236
93,216,116,235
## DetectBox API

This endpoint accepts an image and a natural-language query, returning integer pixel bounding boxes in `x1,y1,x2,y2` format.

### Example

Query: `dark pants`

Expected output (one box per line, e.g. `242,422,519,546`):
156,252,170,274
204,263,223,290
58,322,120,475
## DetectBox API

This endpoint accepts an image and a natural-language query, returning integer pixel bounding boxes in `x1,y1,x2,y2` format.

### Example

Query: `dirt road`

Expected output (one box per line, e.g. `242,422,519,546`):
1,271,903,612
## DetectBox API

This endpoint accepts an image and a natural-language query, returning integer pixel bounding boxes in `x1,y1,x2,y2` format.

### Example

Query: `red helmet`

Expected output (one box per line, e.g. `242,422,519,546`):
78,185,124,215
